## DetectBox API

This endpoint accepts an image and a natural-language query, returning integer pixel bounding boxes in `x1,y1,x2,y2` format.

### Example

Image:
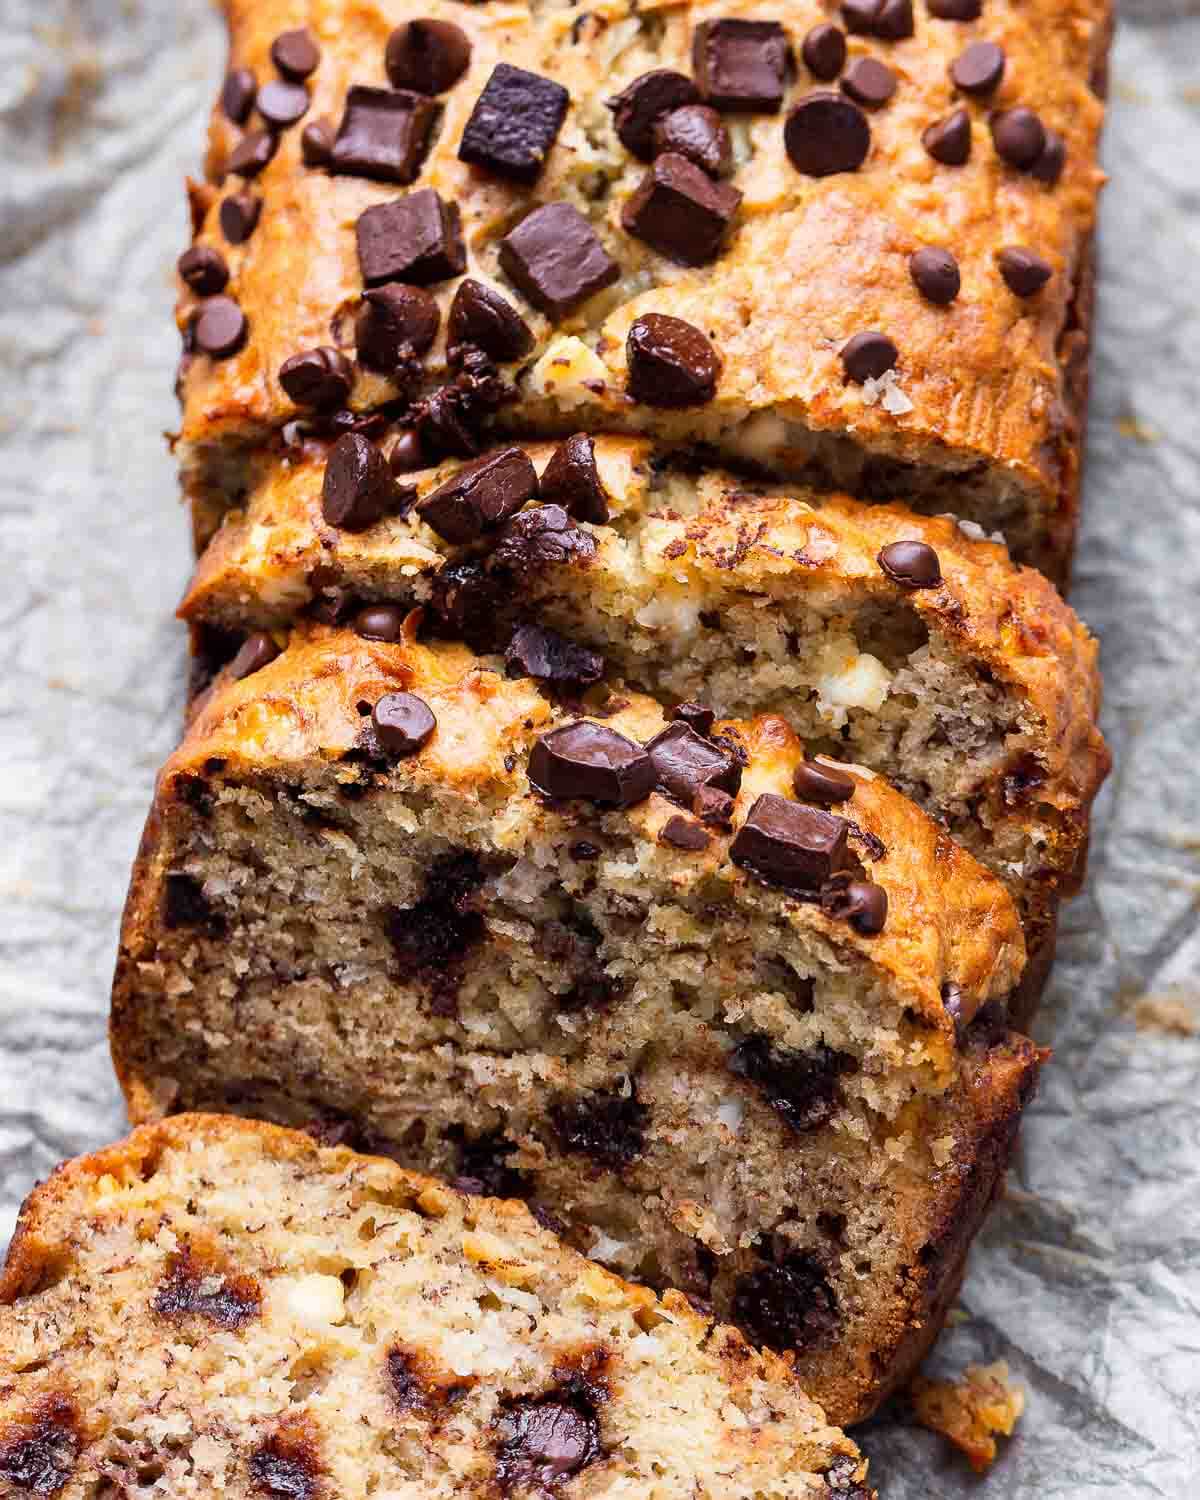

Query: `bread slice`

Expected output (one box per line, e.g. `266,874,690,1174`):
111,627,1038,1421
0,1114,875,1499
178,0,1110,575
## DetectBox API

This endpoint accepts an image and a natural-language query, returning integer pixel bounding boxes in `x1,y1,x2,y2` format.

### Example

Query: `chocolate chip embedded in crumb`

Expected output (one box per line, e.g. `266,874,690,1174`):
1031,128,1067,185
990,106,1047,169
164,872,222,931
372,692,437,756
672,701,716,737
922,106,971,165
257,79,310,129
271,28,320,81
228,128,278,179
529,721,654,807
417,447,538,544
950,40,1005,95
652,104,733,177
222,67,257,125
354,604,408,642
801,24,847,81
153,1248,262,1328
839,57,897,109
193,296,248,358
660,814,711,851
928,0,982,16
784,92,871,177
839,330,898,382
793,758,855,805
551,1089,647,1166
730,792,852,892
608,69,699,160
505,623,605,686
447,278,535,364
820,876,888,934
997,246,1053,296
458,62,569,182
626,312,720,408
491,504,598,578
496,1397,602,1490
729,1034,852,1132
499,203,619,320
692,19,792,113
878,538,942,587
539,434,610,524
0,1395,81,1498
322,432,396,531
909,246,960,304
356,190,466,286
355,284,440,372
386,19,472,94
229,632,281,680
645,721,741,805
279,347,354,408
330,86,438,184
219,190,261,243
733,1254,840,1354
178,245,229,296
621,152,742,266
300,119,334,166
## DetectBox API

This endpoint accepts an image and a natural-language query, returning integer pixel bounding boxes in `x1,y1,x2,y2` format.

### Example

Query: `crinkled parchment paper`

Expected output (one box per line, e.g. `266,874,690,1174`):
1,2,1197,1492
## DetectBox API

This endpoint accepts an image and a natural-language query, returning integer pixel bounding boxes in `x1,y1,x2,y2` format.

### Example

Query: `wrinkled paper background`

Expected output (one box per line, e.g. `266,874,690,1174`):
1,1,1197,1492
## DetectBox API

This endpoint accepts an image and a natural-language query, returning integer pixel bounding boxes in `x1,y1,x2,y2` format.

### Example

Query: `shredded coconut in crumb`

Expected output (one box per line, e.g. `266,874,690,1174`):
861,369,914,415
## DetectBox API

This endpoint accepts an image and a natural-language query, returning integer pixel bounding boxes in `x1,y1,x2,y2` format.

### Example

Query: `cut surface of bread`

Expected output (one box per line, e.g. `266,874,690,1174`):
0,1114,875,1499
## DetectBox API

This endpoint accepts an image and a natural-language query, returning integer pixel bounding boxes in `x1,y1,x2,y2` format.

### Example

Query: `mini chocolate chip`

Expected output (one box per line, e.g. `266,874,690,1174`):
228,128,277,178
417,447,538,543
356,190,466,286
219,190,261,243
386,19,472,94
459,63,569,182
645,721,741,805
499,203,619,319
193,296,248,358
731,793,852,892
873,0,916,40
951,40,1005,95
271,28,320,81
784,92,871,177
672,701,716,736
694,784,735,829
222,68,257,125
529,721,655,807
300,119,334,165
491,504,598,577
793,759,855,805
621,152,742,266
997,246,1052,296
279,347,354,408
496,1397,601,1489
909,246,960,304
178,245,228,296
322,432,395,530
1031,128,1067,185
355,604,408,642
229,632,280,679
257,79,310,128
652,104,733,177
505,623,604,685
447,278,534,363
840,330,897,382
661,814,710,850
390,430,426,473
608,69,699,160
540,434,610,524
331,86,438,184
928,0,981,17
626,312,720,407
840,57,896,109
355,284,440,371
990,106,1046,168
373,692,436,755
878,538,941,587
922,106,971,165
801,24,847,81
820,876,888,933
692,19,792,113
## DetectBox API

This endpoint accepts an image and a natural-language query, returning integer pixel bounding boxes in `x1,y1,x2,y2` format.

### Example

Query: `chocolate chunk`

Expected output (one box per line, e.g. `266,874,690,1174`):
356,190,465,286
661,814,711,850
928,0,981,17
0,1397,80,1498
839,330,897,382
990,106,1046,168
645,721,741,805
878,538,942,587
529,721,654,807
506,623,604,685
1031,128,1067,185
271,28,320,81
228,128,277,178
372,692,437,755
257,79,310,128
428,560,502,645
922,106,971,165
219,190,261,243
447,278,535,364
950,40,1005,95
355,284,440,372
300,118,334,166
539,435,610,525
672,701,716,737
222,68,257,125
164,872,222,932
417,447,538,543
330,86,437,184
694,784,735,830
193,296,248,358
496,1397,601,1489
499,203,619,319
279,346,354,408
229,632,281,679
608,69,699,160
997,246,1052,296
491,504,598,577
354,605,408,642
322,432,395,530
621,152,742,266
801,24,847,81
459,63,569,182
249,1431,320,1500
908,246,960,304
652,104,733,177
820,877,888,934
784,92,871,177
387,852,484,1013
730,793,851,891
178,245,228,296
692,19,792,113
840,57,896,108
386,20,472,94
388,431,425,475
793,759,855,805
626,312,720,407
729,1035,853,1132
551,1088,647,1165
153,1248,262,1328
733,1255,840,1353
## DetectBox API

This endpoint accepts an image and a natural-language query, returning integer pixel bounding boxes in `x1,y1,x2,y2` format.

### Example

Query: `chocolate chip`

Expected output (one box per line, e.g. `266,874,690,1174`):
153,1248,262,1328
692,19,792,113
506,623,604,685
539,434,610,524
417,447,538,544
355,284,440,372
496,1397,601,1489
427,560,501,645
820,876,888,933
652,104,732,177
927,0,981,17
731,793,851,892
372,692,436,755
873,0,916,39
551,1088,647,1165
330,86,437,184
322,432,395,530
694,784,735,830
178,245,228,296
193,296,248,358
841,0,881,31
733,1254,840,1353
951,40,1005,95
300,119,334,166
840,57,896,108
922,106,971,165
626,312,720,407
279,347,354,408
729,1035,852,1132
164,872,222,931
793,759,855,805
878,538,942,587
909,246,960,304
608,69,699,160
354,605,408,642
447,278,534,364
219,190,261,243
801,24,847,81
990,106,1046,168
997,246,1052,296
672,701,716,737
1031,128,1067,185
529,721,654,807
390,430,426,473
222,68,257,125
784,92,871,177
661,814,711,851
645,721,741,805
499,203,619,319
621,152,742,266
0,1398,81,1498
385,20,472,94
491,504,598,577
257,79,310,128
249,1432,320,1500
839,330,897,382
459,63,569,182
228,128,277,178
228,632,280,680
271,28,320,81
356,190,466,286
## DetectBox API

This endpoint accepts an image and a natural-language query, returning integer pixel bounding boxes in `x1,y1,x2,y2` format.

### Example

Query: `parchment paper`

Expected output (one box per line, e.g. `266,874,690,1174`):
1,2,1197,1493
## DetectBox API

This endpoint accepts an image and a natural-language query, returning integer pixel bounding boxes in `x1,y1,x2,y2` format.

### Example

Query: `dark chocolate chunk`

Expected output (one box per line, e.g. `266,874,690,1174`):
496,1397,601,1489
877,538,942,587
1031,128,1067,185
793,759,855,805
164,872,222,932
801,23,847,81
219,190,261,243
730,792,851,892
447,278,535,363
410,384,482,459
229,632,281,680
0,1397,80,1498
652,104,733,177
222,68,257,125
153,1248,262,1328
385,19,472,94
355,284,440,372
608,69,699,160
692,19,792,113
626,312,720,407
672,701,716,737
417,447,538,544
427,560,501,645
551,1088,647,1165
458,63,569,182
178,245,228,296
271,28,320,81
922,106,971,165
784,92,871,177
279,346,354,408
257,79,310,128
356,190,465,286
372,692,437,755
354,604,408,642
390,429,426,474
499,203,619,319
928,0,981,18
733,1255,840,1354
491,504,598,577
228,128,277,178
322,432,395,530
729,1035,853,1132
820,876,888,934
300,119,334,166
621,152,742,266
997,246,1053,297
950,40,1005,95
193,296,248,358
694,784,735,830
990,106,1047,169
840,57,896,108
539,435,610,524
908,246,960,304
661,814,711,851
330,86,437,184
529,721,654,807
249,1431,320,1500
645,720,741,805
505,623,604,685
386,853,484,1013
839,330,898,382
